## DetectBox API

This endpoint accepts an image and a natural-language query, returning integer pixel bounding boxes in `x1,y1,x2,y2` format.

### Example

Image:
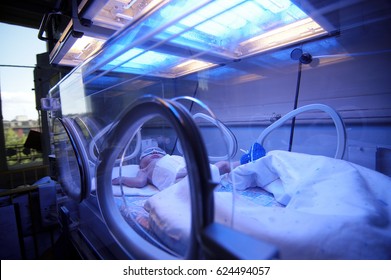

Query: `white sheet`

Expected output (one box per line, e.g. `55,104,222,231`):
144,176,258,255
145,150,391,259
91,165,159,196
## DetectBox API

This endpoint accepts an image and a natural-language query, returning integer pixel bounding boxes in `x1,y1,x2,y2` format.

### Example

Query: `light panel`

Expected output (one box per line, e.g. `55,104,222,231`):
53,0,331,76
239,17,326,55
58,35,105,66
50,0,164,66
107,48,216,78
157,0,328,58
90,0,159,30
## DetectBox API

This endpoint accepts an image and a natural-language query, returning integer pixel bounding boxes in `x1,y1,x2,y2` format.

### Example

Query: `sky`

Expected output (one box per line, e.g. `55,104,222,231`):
0,22,47,121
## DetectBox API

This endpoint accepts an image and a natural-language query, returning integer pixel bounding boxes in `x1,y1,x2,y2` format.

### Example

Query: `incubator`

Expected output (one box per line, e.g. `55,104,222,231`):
47,0,391,259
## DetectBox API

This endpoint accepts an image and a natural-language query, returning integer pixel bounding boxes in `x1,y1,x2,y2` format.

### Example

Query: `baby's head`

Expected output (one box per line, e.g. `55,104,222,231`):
139,147,166,168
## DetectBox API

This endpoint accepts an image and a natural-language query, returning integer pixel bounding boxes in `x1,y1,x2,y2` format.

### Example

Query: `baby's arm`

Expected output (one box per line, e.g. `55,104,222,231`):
112,169,148,188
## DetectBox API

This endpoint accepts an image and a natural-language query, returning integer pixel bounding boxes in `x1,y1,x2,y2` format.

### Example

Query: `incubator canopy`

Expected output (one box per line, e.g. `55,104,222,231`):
49,0,331,69
43,0,391,261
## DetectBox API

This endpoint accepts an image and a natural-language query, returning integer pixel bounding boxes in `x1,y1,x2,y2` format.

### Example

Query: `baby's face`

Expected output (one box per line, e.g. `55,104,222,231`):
139,153,164,168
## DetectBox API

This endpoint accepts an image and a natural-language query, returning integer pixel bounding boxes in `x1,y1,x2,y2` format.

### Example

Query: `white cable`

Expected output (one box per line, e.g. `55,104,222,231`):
192,112,237,161
172,96,237,161
257,104,346,159
88,123,142,163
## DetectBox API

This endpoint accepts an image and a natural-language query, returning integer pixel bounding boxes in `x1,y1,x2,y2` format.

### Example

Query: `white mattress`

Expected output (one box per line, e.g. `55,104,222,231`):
144,150,391,259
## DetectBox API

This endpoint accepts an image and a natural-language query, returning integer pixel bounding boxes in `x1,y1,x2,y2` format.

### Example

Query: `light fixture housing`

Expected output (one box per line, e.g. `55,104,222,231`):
45,0,334,75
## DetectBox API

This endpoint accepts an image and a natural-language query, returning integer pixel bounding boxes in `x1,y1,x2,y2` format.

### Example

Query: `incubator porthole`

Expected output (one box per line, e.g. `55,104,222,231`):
53,118,91,202
96,96,213,259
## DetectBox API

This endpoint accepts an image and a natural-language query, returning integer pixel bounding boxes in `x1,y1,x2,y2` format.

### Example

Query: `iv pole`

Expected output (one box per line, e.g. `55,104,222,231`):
288,48,312,152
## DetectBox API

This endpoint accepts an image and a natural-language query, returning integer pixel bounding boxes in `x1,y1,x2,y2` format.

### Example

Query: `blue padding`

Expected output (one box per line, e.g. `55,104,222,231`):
240,143,266,164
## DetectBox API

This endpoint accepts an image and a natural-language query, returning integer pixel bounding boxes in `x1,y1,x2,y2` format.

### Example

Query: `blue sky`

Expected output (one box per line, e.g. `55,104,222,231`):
0,23,47,121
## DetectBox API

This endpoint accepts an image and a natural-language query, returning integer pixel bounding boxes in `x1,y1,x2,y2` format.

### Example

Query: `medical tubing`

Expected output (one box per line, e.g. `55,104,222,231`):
192,113,237,161
88,123,112,162
172,96,216,119
88,123,142,164
169,81,199,155
73,116,104,166
172,96,237,161
257,104,346,159
171,101,238,231
117,127,142,206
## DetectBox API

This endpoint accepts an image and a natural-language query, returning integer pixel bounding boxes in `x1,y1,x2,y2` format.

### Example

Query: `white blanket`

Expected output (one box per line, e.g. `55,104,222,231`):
145,150,391,259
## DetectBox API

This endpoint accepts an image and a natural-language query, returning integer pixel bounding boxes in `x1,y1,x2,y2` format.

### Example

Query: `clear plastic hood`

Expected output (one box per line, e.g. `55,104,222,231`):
47,0,391,260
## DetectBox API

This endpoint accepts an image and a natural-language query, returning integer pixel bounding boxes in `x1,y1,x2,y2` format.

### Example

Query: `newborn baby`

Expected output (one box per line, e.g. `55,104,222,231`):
112,147,233,190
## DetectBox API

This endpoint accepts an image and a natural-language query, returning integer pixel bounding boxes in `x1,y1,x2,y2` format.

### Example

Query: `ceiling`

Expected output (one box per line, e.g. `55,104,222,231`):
0,0,66,30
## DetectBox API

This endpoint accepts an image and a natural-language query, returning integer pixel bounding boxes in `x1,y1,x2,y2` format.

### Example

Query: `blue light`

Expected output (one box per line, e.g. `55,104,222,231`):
255,0,291,13
108,48,183,72
155,0,318,58
105,47,215,78
85,0,327,78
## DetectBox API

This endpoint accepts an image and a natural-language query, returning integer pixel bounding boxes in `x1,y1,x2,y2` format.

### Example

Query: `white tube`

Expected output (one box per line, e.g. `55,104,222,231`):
257,104,346,159
192,112,237,161
88,123,142,163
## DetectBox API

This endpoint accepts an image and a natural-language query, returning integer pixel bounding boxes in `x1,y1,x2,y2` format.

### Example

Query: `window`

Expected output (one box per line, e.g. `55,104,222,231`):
0,23,47,169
